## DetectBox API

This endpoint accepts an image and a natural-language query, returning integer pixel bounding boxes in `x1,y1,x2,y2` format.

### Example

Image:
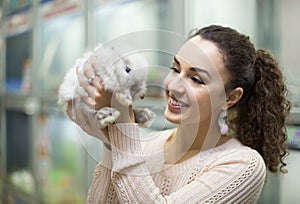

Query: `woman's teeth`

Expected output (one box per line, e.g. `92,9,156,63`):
169,97,187,107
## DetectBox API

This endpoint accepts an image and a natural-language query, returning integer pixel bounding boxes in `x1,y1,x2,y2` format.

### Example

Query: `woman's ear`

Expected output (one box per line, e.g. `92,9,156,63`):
225,87,243,109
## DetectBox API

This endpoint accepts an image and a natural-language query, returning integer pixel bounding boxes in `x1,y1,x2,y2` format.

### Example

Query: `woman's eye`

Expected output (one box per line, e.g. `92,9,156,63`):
170,67,180,73
191,77,205,85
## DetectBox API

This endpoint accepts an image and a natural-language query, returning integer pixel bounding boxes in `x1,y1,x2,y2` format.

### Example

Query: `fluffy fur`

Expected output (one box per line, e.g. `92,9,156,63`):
58,44,155,128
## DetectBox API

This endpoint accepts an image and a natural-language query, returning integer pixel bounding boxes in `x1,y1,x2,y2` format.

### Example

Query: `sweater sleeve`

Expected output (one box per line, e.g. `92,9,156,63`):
107,123,266,204
86,145,117,203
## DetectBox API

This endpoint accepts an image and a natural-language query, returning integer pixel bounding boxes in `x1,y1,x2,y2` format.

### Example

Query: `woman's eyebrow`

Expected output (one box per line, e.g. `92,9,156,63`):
173,56,180,65
173,56,211,79
190,67,211,79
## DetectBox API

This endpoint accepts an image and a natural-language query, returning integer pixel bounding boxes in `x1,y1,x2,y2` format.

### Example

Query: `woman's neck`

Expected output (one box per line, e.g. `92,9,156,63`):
164,120,230,164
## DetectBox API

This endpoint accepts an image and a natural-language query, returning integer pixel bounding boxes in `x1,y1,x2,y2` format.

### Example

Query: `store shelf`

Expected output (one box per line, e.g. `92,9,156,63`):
5,93,40,114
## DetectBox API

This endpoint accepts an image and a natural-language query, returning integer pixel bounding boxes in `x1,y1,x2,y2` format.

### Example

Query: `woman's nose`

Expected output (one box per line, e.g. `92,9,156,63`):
168,75,186,94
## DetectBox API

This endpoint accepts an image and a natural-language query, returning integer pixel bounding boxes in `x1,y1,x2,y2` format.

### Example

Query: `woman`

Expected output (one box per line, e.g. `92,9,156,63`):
67,25,290,203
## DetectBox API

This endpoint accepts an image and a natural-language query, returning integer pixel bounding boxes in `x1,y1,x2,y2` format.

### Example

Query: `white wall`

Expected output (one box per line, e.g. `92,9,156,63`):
280,150,300,203
280,0,300,107
184,0,257,43
280,0,300,202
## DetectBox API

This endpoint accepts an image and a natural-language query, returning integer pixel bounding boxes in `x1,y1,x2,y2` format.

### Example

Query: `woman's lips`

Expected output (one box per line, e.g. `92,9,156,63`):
168,96,188,110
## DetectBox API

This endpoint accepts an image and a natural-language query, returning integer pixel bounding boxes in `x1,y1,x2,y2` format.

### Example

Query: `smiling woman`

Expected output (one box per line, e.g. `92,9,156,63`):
164,37,228,129
65,25,290,203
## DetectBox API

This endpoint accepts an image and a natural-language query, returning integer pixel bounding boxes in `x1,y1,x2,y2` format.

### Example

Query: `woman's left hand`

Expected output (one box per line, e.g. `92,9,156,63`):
66,59,135,143
77,59,135,124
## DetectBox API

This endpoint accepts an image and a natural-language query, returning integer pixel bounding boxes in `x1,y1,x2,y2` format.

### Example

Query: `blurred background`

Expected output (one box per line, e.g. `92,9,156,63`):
0,0,300,203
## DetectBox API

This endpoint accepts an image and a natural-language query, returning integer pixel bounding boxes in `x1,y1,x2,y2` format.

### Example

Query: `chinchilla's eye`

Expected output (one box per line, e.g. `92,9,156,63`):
125,66,131,73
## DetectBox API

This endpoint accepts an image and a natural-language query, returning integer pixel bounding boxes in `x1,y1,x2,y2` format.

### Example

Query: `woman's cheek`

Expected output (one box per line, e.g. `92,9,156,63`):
192,88,212,115
164,73,175,94
207,83,227,109
164,73,172,90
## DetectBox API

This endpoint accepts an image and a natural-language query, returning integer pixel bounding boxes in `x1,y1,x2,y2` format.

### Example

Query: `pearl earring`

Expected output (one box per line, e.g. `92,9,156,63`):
218,110,229,135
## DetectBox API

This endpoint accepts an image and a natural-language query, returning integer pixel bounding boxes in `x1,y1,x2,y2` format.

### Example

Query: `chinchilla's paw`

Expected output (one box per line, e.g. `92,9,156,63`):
115,92,133,107
95,107,120,128
134,108,156,128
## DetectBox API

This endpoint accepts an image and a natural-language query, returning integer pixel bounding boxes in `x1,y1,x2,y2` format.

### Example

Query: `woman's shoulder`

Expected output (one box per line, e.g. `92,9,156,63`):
213,138,264,158
209,138,266,172
193,139,266,203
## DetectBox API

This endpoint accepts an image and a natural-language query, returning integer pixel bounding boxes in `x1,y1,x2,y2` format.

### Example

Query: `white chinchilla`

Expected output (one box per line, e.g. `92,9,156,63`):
58,44,155,128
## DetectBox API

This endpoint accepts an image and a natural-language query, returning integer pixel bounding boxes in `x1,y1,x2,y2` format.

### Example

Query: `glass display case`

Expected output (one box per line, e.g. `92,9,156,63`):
93,0,162,43
38,0,84,97
1,3,36,203
5,30,33,94
2,95,41,203
4,6,33,94
35,110,86,203
4,109,35,203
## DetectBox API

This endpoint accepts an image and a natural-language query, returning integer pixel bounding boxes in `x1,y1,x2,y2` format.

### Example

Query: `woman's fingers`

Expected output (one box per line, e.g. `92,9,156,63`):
82,96,98,109
82,57,101,86
66,101,74,120
77,64,97,99
83,61,99,86
67,99,89,126
80,60,105,92
76,60,112,110
88,59,104,91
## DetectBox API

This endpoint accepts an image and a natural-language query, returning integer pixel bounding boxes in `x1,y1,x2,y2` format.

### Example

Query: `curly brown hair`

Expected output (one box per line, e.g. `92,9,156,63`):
190,25,291,173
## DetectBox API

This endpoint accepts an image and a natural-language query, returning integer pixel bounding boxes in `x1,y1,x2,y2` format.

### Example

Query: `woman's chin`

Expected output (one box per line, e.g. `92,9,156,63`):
164,107,202,126
164,109,182,124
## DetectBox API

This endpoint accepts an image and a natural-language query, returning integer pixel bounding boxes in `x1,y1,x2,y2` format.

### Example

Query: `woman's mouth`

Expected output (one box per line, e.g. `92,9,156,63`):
168,96,188,110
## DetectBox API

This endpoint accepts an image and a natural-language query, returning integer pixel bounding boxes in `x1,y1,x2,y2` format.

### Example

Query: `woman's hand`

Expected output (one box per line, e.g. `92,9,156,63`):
65,58,135,143
77,58,113,111
78,58,135,123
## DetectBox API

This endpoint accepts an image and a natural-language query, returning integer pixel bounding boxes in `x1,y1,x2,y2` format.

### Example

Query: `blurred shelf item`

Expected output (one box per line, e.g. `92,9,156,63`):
286,124,300,150
3,5,33,37
4,182,35,204
8,170,35,195
287,107,300,125
5,0,32,16
4,9,33,94
40,0,81,20
5,93,40,114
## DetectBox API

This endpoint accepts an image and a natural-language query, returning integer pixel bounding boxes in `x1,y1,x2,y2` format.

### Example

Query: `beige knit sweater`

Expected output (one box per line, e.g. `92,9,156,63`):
86,123,266,203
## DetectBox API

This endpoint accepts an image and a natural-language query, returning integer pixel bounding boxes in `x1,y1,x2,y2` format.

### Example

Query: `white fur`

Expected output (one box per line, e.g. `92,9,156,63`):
58,44,155,128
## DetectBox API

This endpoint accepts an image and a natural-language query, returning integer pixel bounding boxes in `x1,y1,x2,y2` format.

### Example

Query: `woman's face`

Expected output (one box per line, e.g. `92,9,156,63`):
164,36,230,125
